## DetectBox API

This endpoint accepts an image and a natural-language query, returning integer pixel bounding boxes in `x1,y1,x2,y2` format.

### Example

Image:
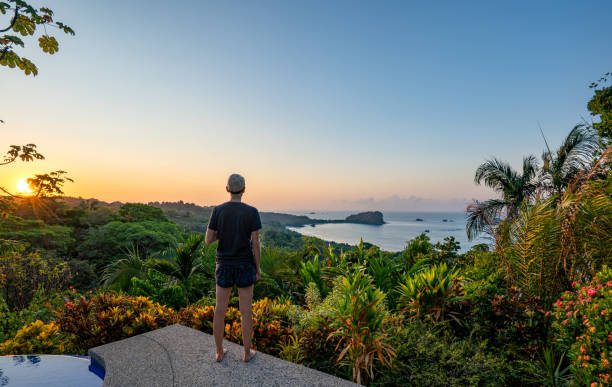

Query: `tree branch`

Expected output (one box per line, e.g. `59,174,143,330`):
0,6,19,61
0,6,20,33
0,186,27,199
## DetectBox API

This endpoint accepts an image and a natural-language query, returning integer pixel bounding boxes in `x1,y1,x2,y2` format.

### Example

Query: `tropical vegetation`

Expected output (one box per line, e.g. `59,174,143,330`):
0,74,610,385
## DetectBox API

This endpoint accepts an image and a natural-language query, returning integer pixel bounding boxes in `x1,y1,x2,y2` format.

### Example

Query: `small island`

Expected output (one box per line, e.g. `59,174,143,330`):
261,210,385,228
345,211,385,225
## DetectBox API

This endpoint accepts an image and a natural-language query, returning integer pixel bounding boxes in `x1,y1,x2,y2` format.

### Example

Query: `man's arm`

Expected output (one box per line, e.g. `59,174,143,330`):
206,208,218,245
251,230,261,280
205,228,218,244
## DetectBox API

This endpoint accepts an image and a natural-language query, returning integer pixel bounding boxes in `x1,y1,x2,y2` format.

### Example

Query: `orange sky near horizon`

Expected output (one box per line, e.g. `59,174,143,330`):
1,149,484,211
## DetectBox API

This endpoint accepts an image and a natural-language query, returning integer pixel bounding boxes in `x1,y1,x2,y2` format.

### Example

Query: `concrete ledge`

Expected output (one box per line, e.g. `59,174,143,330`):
89,324,359,387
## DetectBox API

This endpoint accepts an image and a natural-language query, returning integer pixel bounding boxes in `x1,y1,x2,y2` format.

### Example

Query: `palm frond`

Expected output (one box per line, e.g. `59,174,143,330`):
101,244,150,290
465,199,506,241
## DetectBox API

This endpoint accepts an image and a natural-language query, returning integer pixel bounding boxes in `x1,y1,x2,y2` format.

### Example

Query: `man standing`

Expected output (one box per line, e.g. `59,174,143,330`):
205,174,261,362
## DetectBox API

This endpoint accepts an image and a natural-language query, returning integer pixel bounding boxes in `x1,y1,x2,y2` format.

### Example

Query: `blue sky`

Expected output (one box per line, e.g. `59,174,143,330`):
1,0,611,210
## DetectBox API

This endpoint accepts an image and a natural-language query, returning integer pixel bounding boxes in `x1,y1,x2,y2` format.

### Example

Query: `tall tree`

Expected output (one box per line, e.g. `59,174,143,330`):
588,72,612,142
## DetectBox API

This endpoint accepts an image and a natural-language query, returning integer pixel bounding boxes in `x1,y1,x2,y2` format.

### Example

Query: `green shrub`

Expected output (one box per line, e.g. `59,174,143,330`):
0,251,71,310
289,281,342,331
0,288,67,342
372,320,512,387
0,320,73,355
398,233,433,270
66,259,97,290
131,275,186,310
298,320,343,378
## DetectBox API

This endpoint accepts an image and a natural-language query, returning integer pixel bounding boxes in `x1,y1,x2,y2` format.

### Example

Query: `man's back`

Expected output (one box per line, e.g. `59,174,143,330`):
208,201,261,264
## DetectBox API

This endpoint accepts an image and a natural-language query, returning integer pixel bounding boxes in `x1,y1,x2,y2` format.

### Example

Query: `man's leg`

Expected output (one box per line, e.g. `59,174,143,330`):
237,284,256,362
213,284,231,362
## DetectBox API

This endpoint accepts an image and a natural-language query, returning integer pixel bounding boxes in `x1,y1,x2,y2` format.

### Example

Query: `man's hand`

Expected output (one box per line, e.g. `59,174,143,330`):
205,228,218,245
255,268,261,281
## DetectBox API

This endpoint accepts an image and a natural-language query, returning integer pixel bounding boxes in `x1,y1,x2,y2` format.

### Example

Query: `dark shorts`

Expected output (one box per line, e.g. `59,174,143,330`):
215,262,257,288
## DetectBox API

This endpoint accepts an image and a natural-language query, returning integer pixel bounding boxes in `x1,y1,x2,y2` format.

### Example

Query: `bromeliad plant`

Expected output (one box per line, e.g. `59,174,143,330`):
329,268,395,384
396,263,465,323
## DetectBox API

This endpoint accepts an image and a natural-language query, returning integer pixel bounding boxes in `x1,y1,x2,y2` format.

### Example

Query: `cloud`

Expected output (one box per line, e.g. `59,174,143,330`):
326,194,470,212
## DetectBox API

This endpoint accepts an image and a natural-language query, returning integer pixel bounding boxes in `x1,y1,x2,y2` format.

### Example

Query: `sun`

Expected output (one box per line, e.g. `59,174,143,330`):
16,178,33,195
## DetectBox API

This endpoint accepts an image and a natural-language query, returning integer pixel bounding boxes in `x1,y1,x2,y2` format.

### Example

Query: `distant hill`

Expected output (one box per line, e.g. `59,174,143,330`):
57,198,384,231
148,201,213,232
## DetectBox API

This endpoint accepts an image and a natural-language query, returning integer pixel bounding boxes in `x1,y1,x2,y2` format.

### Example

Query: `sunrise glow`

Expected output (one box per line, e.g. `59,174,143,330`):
16,178,33,195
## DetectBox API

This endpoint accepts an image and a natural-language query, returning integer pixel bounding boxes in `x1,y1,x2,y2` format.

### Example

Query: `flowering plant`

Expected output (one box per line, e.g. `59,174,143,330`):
548,266,611,386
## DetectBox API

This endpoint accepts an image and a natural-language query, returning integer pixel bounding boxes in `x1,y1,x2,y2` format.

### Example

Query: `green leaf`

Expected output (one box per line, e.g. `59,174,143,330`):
39,7,53,16
2,35,24,47
55,22,75,36
12,15,36,36
38,35,58,54
0,51,38,76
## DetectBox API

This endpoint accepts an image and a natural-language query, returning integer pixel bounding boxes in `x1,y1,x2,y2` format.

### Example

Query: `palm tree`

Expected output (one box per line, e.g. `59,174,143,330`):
101,244,150,290
151,233,207,300
466,155,538,240
540,124,600,195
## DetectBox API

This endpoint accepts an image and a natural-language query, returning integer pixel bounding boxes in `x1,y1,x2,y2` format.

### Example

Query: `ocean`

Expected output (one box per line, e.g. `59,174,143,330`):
286,211,486,253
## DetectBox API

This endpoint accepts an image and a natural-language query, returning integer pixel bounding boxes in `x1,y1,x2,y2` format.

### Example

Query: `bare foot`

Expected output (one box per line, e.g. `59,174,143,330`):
215,348,227,362
243,349,257,362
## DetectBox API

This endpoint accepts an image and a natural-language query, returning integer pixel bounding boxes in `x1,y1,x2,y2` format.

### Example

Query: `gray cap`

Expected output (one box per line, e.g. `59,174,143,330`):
227,173,245,193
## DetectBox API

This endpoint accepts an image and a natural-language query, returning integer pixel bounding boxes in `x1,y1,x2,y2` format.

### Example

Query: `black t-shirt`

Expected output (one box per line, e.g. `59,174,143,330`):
207,201,262,264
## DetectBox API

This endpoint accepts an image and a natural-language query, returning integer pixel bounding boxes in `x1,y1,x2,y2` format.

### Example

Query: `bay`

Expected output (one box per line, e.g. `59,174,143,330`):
286,211,487,252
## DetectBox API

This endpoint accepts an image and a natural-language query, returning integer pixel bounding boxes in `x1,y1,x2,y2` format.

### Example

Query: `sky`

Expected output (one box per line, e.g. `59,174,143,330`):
1,0,611,211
